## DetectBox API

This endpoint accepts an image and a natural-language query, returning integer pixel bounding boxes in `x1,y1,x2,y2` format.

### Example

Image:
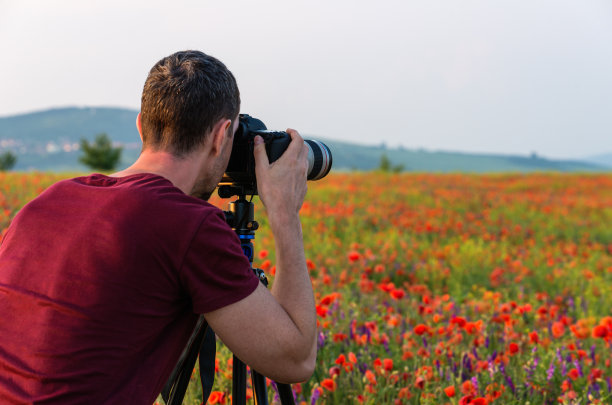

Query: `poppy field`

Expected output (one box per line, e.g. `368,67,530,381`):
1,172,612,405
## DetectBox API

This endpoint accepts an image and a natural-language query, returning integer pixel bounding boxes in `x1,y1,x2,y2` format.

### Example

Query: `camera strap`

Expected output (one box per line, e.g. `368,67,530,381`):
161,315,216,405
199,326,217,402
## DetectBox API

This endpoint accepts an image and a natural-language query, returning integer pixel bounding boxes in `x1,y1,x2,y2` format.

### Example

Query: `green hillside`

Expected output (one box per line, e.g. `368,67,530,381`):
0,107,608,172
322,138,607,172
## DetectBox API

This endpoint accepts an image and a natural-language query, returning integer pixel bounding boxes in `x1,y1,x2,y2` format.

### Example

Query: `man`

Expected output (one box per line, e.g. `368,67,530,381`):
0,50,317,404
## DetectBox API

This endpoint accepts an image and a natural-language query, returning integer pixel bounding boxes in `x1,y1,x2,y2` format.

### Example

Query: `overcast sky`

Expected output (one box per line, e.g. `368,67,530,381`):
1,0,611,158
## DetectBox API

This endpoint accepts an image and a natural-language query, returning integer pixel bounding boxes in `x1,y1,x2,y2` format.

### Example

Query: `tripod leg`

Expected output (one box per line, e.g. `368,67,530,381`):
276,383,296,405
250,370,268,405
232,355,247,405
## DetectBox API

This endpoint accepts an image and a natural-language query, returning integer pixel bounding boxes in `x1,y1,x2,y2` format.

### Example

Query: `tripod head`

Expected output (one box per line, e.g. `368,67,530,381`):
220,186,259,263
221,190,269,287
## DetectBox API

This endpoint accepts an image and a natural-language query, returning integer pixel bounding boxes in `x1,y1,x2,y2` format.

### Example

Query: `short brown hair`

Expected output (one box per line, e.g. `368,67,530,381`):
140,50,240,156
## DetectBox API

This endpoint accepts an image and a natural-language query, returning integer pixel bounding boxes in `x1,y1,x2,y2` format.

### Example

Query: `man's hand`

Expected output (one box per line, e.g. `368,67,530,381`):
253,129,309,229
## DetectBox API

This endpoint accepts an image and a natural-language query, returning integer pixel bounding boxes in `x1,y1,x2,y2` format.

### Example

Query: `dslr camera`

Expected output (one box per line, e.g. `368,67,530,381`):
219,114,332,197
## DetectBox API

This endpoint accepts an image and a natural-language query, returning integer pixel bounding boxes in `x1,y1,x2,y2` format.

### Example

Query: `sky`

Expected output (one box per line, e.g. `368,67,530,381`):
0,0,611,159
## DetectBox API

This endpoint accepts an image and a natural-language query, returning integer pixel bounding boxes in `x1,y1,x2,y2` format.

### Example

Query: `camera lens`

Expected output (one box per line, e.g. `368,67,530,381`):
305,140,332,180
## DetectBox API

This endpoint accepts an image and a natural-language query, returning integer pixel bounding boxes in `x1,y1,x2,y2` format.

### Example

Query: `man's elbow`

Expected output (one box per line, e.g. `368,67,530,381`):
274,342,317,384
296,347,317,382
276,354,316,384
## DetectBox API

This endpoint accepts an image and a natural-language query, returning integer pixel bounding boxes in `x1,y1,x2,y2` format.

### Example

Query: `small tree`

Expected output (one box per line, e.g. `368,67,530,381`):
378,153,404,173
0,151,17,171
79,133,122,171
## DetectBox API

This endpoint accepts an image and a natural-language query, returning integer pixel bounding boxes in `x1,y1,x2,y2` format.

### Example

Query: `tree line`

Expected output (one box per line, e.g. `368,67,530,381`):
1,133,404,173
0,133,122,172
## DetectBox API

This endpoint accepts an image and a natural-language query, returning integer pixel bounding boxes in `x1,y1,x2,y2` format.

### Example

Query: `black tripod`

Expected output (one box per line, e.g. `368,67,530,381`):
162,188,296,405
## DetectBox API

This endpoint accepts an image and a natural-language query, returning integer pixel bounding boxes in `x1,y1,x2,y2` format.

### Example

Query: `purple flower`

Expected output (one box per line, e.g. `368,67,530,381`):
573,358,584,378
499,362,515,394
471,376,479,395
270,381,280,403
546,359,556,382
310,386,321,405
592,383,600,395
317,332,326,349
556,348,567,376
526,354,539,388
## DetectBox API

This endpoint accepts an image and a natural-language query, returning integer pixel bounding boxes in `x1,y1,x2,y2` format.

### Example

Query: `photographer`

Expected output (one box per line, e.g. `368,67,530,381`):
0,50,317,404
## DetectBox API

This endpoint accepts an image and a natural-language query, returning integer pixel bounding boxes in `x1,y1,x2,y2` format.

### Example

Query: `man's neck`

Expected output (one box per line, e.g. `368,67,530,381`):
111,150,205,195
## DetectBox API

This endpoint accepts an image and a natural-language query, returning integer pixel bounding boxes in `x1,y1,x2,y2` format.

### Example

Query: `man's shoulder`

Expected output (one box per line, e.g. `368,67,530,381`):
71,172,220,212
35,172,225,230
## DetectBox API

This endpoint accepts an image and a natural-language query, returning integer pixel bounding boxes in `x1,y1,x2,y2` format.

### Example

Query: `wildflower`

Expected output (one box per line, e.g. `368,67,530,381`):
461,380,474,395
321,378,336,392
561,379,572,392
383,358,393,372
208,391,226,404
568,368,579,380
348,251,361,262
593,325,608,339
398,387,411,399
451,316,467,327
414,324,428,335
551,321,565,338
459,395,473,405
365,370,377,385
390,288,405,300
316,305,328,318
309,387,322,405
508,342,519,355
444,385,456,397
329,366,341,377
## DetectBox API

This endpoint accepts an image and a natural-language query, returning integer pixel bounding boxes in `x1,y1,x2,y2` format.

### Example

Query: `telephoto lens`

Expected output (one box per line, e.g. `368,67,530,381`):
304,140,332,180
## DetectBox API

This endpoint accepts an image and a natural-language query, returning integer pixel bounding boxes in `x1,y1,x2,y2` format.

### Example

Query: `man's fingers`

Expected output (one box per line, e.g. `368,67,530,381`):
253,135,269,169
285,129,307,158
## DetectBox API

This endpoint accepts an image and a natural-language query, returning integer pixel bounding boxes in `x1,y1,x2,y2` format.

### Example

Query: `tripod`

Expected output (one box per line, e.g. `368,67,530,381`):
162,188,296,405
225,192,296,405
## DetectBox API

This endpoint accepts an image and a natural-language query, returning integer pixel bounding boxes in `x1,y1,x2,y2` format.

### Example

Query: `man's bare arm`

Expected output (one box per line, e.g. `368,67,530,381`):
203,130,316,383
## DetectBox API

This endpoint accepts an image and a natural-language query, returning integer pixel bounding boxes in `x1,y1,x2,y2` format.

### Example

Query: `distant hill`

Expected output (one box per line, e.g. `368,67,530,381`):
0,106,609,173
583,153,612,169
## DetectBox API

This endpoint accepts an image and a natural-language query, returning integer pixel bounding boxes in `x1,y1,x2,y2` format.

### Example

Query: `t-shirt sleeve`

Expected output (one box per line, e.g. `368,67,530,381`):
179,209,260,314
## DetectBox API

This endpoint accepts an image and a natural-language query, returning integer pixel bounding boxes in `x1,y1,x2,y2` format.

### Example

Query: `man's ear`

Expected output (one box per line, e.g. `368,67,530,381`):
136,112,143,142
209,118,232,156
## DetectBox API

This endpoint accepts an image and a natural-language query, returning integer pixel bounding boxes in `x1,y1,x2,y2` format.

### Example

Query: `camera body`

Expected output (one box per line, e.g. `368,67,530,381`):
219,114,332,197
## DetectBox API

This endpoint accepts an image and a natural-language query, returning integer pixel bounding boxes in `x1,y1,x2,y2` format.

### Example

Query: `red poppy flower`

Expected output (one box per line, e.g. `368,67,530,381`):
208,391,226,405
321,378,336,392
593,325,608,338
348,251,361,262
508,342,519,355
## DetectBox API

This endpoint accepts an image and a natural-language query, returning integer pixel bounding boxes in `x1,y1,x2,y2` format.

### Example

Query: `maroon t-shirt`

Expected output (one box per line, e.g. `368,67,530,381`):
0,173,259,404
